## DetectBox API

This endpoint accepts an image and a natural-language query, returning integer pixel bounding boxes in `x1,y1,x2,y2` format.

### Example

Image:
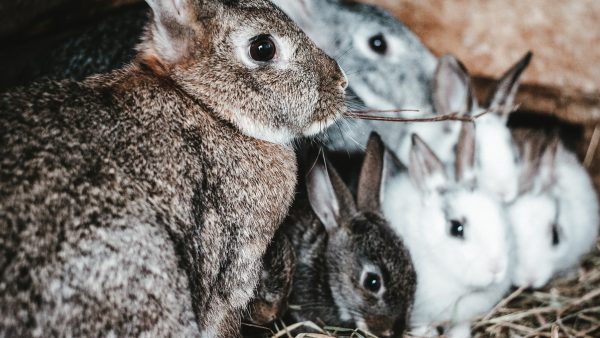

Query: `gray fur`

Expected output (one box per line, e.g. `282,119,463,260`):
0,0,346,336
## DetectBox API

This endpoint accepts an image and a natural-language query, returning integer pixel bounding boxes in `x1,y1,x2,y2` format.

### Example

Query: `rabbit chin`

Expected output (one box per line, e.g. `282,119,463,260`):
303,115,340,138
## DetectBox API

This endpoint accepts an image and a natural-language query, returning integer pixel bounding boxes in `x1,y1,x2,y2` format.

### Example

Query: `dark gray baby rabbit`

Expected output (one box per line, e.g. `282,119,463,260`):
282,133,416,337
0,0,346,336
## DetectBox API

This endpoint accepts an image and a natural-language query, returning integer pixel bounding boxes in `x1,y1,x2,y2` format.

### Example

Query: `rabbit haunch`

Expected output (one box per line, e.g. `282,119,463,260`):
0,0,346,336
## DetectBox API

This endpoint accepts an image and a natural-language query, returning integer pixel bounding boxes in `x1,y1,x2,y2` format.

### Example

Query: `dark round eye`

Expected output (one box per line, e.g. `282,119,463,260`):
362,272,382,293
249,35,276,62
551,224,560,246
368,33,387,55
449,219,464,239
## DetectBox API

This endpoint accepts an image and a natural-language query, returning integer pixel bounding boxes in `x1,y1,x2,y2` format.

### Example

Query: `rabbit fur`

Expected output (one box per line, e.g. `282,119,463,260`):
0,0,346,336
282,133,416,337
383,124,513,338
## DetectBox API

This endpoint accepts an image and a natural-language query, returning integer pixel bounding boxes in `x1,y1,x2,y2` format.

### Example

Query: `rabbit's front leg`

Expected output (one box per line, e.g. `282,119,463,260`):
447,322,472,338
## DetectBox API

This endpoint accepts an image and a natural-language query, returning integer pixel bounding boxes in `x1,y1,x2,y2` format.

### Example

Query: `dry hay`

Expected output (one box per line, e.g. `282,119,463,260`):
469,239,600,338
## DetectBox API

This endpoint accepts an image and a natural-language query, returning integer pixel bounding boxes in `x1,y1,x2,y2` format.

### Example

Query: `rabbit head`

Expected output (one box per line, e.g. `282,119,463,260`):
271,0,436,111
387,123,512,289
306,133,416,337
137,0,348,144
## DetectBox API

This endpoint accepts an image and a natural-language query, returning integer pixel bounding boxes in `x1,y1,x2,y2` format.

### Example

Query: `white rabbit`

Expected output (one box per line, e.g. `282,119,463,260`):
508,129,600,288
397,53,532,203
383,123,512,338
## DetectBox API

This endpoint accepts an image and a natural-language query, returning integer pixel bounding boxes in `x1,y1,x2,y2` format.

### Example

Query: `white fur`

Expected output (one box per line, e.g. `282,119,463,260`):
383,161,512,337
508,145,599,288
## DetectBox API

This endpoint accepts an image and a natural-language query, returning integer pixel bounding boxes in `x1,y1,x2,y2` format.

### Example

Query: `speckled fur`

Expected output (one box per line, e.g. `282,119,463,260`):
0,0,346,336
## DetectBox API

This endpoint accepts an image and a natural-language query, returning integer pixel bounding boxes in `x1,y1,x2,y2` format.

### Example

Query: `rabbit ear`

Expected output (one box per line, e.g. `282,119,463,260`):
143,0,201,63
306,155,356,233
357,133,386,212
486,51,532,121
409,134,448,193
455,122,477,186
536,139,559,193
517,134,558,195
433,54,477,116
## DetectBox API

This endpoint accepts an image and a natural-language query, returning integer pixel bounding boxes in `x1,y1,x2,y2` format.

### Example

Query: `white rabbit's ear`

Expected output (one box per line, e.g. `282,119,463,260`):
306,155,356,233
433,54,477,116
455,122,477,186
143,0,201,63
409,134,448,193
518,135,558,195
536,139,559,193
486,51,532,121
357,133,386,212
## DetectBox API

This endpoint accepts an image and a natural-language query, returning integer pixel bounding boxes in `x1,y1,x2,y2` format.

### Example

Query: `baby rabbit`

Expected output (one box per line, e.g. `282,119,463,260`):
245,229,296,326
0,0,346,336
508,129,600,288
398,52,532,202
282,133,416,337
383,123,512,338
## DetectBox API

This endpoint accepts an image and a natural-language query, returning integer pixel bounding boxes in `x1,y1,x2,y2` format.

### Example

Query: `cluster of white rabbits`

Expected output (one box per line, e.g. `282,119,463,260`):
268,0,600,337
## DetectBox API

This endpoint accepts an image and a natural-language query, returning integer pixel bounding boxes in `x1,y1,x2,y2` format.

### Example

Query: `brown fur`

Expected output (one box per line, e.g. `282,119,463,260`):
0,0,345,336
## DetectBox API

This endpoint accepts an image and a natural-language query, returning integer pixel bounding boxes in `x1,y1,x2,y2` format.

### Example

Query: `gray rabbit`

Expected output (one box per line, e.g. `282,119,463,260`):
271,0,438,151
281,133,416,337
0,0,346,336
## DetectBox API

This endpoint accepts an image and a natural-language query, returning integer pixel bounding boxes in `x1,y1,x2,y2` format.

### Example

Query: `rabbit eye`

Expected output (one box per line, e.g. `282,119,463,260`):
362,272,382,293
449,219,464,239
368,33,387,55
551,224,560,246
249,35,276,62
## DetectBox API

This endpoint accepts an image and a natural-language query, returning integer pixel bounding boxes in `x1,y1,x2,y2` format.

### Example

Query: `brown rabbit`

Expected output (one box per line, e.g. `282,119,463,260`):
0,0,347,336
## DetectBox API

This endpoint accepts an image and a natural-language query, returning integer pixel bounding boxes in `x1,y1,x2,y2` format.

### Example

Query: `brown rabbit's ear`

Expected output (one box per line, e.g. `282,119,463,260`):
306,155,356,233
433,54,477,116
409,134,448,193
357,133,385,212
143,0,203,64
455,122,477,186
486,51,532,121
